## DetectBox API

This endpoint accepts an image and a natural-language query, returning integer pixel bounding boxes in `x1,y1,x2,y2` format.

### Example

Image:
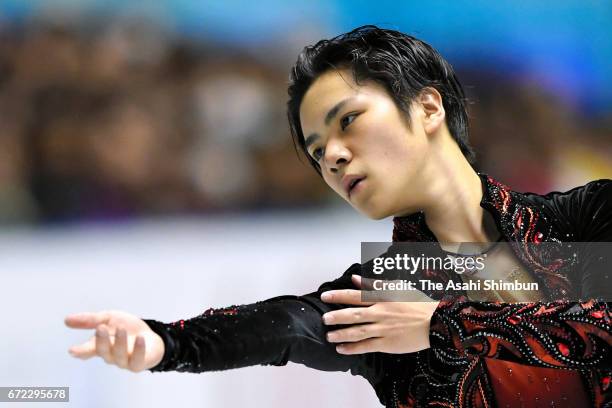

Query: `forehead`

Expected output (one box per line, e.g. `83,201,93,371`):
299,69,360,129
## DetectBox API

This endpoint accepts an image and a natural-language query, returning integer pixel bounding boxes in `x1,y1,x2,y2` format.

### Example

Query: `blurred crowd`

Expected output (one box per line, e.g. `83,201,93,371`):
0,18,610,225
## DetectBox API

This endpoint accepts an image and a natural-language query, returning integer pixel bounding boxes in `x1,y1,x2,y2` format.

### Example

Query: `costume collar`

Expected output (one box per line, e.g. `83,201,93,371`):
392,173,574,299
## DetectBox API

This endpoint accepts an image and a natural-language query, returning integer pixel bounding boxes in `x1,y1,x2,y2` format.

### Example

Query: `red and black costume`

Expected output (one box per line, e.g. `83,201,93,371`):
143,173,612,407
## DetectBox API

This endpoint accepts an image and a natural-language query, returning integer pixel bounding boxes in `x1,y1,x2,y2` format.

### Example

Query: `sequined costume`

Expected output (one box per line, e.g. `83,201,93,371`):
143,173,612,407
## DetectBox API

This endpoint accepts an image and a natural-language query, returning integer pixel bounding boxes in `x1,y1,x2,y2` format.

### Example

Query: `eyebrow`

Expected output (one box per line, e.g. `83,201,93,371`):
304,97,354,150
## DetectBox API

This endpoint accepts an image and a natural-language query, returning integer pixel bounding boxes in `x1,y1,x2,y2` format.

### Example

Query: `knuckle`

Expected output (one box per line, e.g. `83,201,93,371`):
113,348,126,361
98,346,111,358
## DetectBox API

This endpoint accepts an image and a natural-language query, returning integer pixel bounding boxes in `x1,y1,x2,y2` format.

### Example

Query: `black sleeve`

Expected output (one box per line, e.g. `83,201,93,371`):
544,178,612,242
544,178,612,300
142,263,384,387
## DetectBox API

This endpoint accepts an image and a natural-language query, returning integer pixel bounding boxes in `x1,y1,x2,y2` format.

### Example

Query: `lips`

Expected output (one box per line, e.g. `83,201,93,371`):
341,175,366,198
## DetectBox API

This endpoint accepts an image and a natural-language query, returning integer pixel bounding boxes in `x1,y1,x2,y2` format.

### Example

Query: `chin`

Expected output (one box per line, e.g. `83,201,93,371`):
354,203,390,220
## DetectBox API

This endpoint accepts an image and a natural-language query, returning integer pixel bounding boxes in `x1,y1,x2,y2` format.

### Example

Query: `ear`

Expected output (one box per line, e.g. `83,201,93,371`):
417,87,445,135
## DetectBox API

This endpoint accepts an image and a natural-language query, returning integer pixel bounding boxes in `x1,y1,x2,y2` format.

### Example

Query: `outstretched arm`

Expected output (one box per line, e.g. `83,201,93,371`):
66,263,384,386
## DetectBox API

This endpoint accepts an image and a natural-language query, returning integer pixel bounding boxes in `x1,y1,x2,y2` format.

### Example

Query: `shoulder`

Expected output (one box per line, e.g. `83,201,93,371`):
517,178,610,201
519,179,611,241
542,178,611,200
516,178,610,210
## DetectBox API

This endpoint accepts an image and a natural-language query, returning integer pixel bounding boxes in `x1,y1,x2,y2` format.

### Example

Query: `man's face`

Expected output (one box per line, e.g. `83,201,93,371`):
299,68,430,219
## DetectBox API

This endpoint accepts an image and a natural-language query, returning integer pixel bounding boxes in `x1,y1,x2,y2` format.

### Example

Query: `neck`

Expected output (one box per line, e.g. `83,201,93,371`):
416,140,499,244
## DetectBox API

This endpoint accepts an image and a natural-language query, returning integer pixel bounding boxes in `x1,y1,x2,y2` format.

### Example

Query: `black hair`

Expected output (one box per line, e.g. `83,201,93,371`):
287,25,475,174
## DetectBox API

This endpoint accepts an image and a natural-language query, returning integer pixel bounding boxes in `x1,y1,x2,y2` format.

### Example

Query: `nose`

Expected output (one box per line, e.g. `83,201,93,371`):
324,139,351,174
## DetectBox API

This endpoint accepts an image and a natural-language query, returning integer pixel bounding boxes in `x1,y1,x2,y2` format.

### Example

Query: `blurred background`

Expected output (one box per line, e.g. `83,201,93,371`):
0,1,610,407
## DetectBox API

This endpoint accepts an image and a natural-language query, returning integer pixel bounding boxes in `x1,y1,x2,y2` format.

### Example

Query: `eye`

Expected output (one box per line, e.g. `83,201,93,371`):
340,113,358,131
310,147,324,162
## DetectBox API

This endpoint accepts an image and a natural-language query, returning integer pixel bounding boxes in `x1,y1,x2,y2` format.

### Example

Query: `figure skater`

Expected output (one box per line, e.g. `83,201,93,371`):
65,26,612,407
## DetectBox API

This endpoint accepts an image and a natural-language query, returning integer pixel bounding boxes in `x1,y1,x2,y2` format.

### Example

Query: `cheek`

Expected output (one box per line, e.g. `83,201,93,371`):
368,132,415,173
363,129,425,206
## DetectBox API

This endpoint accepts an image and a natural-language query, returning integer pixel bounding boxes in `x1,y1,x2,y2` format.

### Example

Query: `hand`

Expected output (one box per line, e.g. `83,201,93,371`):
64,310,165,372
320,275,439,355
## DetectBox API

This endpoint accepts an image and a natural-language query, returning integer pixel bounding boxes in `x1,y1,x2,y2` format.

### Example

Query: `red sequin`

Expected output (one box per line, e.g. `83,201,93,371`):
507,315,522,325
202,307,238,316
533,231,543,244
590,310,604,319
602,376,611,391
557,343,570,356
534,305,558,315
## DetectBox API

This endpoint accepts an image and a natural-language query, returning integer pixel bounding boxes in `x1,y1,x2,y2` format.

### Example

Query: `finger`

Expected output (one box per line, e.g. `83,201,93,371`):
336,337,383,355
112,327,129,368
326,323,379,343
95,324,114,364
65,312,111,329
322,306,374,325
351,274,362,289
320,289,376,306
68,336,97,359
128,335,146,372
